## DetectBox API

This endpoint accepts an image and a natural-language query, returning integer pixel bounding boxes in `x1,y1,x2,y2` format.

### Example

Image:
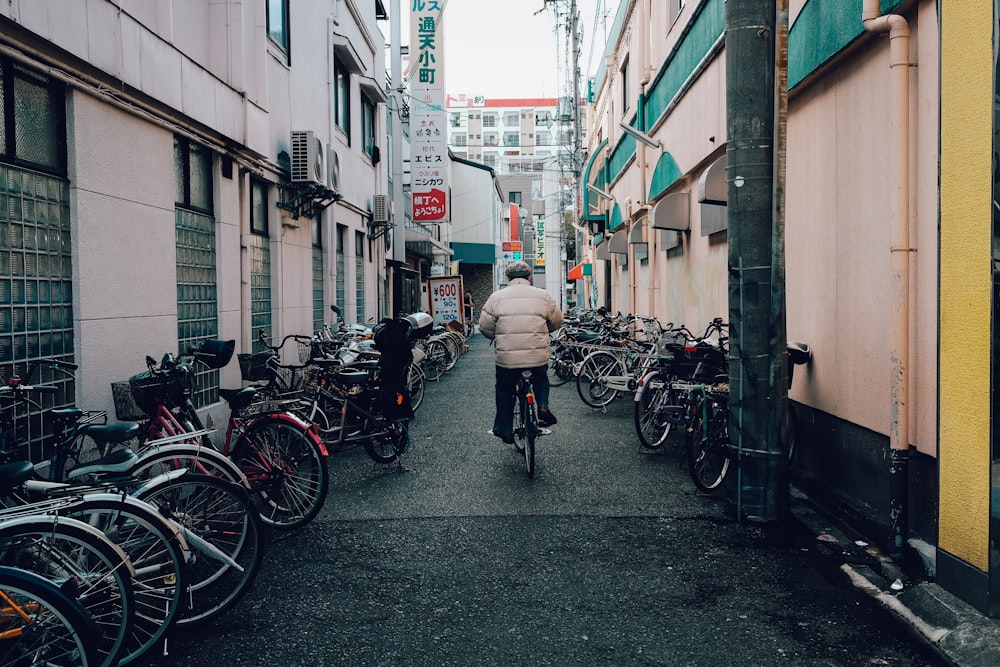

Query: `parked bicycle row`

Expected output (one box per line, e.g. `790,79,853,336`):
548,310,811,493
0,307,463,665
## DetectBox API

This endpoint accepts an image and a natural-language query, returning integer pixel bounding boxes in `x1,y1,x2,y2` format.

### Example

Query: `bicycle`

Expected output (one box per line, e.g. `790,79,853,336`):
125,339,330,531
0,565,101,666
511,370,546,479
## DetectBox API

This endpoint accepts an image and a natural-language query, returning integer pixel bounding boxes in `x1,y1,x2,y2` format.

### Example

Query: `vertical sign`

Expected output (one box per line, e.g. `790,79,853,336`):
427,276,464,325
535,219,546,266
411,1,449,223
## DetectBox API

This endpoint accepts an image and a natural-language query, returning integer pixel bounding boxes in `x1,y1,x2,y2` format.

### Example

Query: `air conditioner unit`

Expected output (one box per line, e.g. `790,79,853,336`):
372,194,393,223
327,145,341,193
291,130,326,186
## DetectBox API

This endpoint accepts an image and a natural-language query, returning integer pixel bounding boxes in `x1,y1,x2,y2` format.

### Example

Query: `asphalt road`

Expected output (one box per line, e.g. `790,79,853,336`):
140,337,945,666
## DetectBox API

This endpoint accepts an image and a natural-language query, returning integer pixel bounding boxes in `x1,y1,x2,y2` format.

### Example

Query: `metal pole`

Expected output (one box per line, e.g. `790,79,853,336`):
390,0,406,315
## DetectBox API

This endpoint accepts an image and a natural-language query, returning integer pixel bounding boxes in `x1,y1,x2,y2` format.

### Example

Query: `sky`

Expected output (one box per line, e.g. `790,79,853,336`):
437,0,608,101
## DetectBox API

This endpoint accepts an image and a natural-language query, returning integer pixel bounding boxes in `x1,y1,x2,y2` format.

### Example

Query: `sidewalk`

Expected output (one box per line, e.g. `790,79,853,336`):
790,490,1000,667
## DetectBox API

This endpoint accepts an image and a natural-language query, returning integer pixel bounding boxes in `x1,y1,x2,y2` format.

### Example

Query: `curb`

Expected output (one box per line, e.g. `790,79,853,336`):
790,491,1000,667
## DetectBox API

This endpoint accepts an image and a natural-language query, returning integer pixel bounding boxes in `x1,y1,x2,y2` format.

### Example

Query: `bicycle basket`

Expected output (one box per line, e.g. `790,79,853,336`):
238,352,275,382
128,367,192,415
112,381,146,421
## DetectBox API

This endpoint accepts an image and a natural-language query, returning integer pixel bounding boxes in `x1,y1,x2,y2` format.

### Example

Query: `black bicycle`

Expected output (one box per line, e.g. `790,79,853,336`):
511,370,540,478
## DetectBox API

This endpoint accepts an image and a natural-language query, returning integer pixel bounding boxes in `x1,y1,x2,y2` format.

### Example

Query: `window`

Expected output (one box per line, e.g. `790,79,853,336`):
266,0,290,55
354,231,365,323
362,96,375,158
312,218,324,332
502,132,519,147
174,137,213,212
482,154,496,167
503,112,518,126
509,192,522,205
335,225,346,318
482,114,497,127
620,56,629,110
175,136,219,407
0,62,66,173
453,134,467,146
248,179,272,354
484,133,499,147
335,60,350,137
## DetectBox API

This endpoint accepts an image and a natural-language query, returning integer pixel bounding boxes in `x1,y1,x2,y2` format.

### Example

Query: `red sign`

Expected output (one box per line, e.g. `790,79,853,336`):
413,189,447,222
501,241,523,252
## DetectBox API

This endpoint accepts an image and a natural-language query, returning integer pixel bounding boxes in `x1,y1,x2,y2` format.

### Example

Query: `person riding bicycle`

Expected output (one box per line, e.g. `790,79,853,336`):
478,261,563,444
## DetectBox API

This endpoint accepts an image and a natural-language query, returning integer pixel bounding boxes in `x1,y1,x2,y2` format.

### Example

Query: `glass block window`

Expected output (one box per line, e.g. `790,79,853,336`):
335,225,345,319
174,136,218,408
175,209,218,408
249,180,271,353
312,218,324,333
0,167,73,460
354,231,364,323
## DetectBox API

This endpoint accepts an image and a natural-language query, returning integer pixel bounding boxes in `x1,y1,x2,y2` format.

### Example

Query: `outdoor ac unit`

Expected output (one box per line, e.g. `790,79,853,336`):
372,194,393,223
291,130,326,186
327,145,341,193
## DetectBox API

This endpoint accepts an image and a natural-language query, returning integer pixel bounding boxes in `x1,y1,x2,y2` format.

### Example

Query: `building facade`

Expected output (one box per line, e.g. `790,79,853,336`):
0,0,390,433
582,0,1000,615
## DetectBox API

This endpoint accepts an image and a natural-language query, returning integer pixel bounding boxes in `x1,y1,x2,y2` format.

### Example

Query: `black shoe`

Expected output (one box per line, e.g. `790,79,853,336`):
538,406,557,427
492,431,515,445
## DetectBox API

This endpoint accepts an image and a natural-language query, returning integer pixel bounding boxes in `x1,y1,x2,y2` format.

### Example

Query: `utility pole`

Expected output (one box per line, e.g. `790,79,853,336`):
725,0,789,521
389,0,406,315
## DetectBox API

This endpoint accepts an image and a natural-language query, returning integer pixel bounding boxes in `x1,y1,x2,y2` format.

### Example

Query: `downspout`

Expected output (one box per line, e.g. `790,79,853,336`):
862,0,912,559
631,0,649,316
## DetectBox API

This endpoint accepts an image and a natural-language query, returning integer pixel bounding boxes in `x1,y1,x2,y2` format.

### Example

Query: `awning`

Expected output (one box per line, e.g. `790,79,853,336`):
568,262,593,280
628,219,646,244
358,76,387,104
595,241,612,261
333,34,365,74
651,191,690,231
609,229,628,254
405,227,453,257
698,154,727,204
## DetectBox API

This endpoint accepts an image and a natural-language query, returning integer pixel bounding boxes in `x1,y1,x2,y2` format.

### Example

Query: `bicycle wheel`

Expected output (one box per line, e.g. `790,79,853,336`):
576,351,625,408
362,419,409,464
547,347,576,387
0,565,100,667
420,339,450,381
634,379,675,450
407,363,426,413
0,515,134,667
440,334,462,371
230,415,329,531
128,444,248,487
686,399,730,493
512,393,536,478
135,474,265,626
63,494,188,665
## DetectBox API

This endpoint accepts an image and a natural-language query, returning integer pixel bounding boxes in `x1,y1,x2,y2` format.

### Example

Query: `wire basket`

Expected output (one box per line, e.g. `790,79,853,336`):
238,352,275,382
112,381,146,421
128,369,192,416
297,339,315,364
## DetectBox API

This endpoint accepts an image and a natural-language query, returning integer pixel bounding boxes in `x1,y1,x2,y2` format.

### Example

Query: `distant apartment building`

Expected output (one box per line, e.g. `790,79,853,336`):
445,95,583,306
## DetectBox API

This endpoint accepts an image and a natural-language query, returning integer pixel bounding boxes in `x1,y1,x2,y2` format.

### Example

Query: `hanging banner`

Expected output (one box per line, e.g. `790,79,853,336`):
535,219,546,266
410,1,449,223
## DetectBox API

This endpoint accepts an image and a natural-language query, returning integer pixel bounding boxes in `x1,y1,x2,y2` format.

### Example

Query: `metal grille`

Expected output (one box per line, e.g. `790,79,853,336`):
250,232,271,353
0,166,73,460
312,245,324,332
175,208,219,407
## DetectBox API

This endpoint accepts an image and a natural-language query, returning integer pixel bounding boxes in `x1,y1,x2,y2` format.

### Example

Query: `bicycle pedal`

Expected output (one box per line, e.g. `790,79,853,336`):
538,428,552,436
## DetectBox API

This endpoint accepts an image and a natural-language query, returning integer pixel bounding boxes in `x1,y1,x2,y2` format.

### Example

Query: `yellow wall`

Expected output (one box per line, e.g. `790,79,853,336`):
938,0,993,570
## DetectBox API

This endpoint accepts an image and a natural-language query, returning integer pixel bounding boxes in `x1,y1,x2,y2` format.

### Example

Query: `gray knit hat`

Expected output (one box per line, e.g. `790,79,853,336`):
505,260,531,279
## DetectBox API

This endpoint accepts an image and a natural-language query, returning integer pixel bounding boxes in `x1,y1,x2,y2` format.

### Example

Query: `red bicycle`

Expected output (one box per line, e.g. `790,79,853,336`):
124,339,330,531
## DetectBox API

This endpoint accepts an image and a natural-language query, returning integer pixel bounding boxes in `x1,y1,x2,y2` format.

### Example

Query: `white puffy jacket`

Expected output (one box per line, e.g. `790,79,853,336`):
478,278,564,368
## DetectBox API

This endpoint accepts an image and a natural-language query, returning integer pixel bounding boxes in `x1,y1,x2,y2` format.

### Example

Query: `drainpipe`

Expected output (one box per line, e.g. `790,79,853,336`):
862,0,912,559
633,0,649,317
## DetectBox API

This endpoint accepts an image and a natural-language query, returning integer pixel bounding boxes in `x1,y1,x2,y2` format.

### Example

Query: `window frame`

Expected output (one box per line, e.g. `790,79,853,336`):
334,60,351,139
361,95,376,159
0,59,67,175
266,0,291,57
